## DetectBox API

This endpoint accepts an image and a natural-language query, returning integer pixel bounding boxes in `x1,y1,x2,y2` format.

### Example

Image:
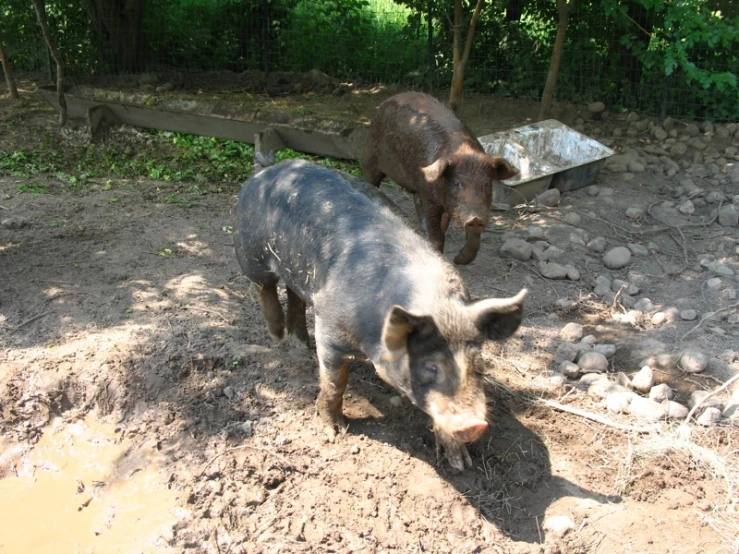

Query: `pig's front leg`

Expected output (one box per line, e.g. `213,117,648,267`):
413,194,446,253
314,318,349,440
434,427,473,471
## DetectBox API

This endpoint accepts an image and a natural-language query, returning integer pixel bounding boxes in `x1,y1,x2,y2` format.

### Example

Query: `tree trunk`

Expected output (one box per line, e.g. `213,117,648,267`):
449,0,485,114
31,0,67,126
538,0,576,120
84,0,146,73
0,37,20,100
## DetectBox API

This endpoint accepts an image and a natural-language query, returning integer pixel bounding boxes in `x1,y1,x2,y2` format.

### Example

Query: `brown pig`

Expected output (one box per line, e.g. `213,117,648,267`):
363,91,519,264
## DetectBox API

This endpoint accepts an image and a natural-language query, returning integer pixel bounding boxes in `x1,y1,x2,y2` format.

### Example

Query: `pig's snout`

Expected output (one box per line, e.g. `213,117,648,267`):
463,216,486,234
451,418,488,443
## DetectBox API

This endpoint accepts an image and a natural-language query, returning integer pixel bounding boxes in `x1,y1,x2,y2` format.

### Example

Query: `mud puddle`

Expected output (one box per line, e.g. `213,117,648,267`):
0,416,181,554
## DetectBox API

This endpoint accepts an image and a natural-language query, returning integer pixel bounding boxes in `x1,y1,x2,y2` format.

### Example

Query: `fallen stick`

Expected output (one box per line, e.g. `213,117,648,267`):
9,311,54,333
543,399,657,434
681,300,739,341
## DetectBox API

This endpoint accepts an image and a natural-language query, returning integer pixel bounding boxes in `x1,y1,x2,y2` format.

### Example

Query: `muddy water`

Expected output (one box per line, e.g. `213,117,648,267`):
0,416,181,554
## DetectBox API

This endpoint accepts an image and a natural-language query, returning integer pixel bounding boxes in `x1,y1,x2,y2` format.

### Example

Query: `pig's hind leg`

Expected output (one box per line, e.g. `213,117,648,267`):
286,286,310,348
257,278,286,340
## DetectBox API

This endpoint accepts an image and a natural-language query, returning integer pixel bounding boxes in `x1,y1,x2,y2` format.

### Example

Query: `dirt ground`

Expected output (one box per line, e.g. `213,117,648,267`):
1,74,738,554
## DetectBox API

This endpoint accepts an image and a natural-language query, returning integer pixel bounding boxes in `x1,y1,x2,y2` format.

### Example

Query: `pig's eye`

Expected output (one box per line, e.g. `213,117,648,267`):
420,362,440,384
454,179,462,189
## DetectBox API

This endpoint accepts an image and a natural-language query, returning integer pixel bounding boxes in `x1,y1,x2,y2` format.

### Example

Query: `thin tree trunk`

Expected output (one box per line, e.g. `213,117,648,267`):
538,0,576,120
31,0,67,126
449,0,486,114
0,39,20,99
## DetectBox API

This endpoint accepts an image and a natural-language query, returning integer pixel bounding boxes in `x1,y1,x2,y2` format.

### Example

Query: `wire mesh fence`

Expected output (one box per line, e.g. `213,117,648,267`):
2,0,738,121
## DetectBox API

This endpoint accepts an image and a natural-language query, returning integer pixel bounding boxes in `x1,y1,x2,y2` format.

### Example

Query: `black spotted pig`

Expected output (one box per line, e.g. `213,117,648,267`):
363,91,519,265
233,159,527,470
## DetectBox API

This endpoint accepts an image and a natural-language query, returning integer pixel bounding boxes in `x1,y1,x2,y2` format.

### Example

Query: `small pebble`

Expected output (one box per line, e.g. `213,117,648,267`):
631,365,654,393
605,391,636,413
538,261,568,280
706,278,723,290
350,445,361,454
594,344,616,358
665,401,689,419
560,322,584,342
562,212,581,225
241,421,253,436
696,407,722,426
587,236,607,253
649,383,674,402
542,515,575,539
603,247,632,269
628,396,666,420
578,352,609,373
564,264,580,281
559,361,580,379
634,298,655,312
581,335,597,346
555,342,579,363
678,200,695,215
625,206,644,219
389,396,403,408
535,188,561,207
680,309,698,321
680,349,708,373
1,215,30,229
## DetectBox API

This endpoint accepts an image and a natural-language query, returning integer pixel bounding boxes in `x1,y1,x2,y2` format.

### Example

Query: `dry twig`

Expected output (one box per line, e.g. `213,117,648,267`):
543,399,658,433
684,372,739,424
681,300,739,341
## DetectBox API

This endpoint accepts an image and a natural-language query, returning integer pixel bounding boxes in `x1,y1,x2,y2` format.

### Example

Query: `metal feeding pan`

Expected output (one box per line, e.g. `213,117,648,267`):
478,119,614,205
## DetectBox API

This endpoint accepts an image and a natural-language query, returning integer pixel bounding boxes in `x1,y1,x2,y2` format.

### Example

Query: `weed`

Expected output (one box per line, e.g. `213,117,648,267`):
17,182,49,195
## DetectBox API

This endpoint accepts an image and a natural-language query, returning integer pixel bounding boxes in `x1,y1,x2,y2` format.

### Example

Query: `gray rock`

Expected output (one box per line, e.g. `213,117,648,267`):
500,238,533,261
706,277,723,290
678,200,695,215
543,515,575,539
631,365,654,393
1,215,30,229
634,298,655,313
652,126,668,141
627,243,649,256
705,191,727,203
684,123,700,137
527,224,547,240
581,335,597,346
689,390,723,410
536,188,561,207
696,407,722,426
603,246,632,269
587,237,607,253
555,297,577,311
625,206,645,219
628,160,646,173
718,204,739,226
594,344,616,358
542,246,565,261
560,322,584,342
539,261,568,280
670,142,689,156
651,312,666,326
599,187,615,196
612,279,640,296
578,352,609,373
549,373,567,388
680,350,709,376
588,379,630,399
605,391,637,413
664,401,689,419
628,396,667,420
559,361,580,379
595,275,613,289
138,72,159,85
587,101,606,114
568,232,587,247
649,383,674,402
562,212,582,225
156,82,174,92
555,342,579,363
580,372,608,386
664,307,681,323
564,264,581,281
680,309,698,321
586,185,600,197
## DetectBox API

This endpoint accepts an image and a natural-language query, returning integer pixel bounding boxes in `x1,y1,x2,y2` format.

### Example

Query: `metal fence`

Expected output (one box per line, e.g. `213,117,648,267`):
4,0,738,121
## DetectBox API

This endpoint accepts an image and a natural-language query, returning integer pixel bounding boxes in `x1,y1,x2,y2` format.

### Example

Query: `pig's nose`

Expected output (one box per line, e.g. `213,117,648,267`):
451,419,488,443
463,217,486,234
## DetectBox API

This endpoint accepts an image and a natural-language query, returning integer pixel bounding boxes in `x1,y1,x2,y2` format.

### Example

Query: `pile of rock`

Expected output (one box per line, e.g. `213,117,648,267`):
550,324,738,425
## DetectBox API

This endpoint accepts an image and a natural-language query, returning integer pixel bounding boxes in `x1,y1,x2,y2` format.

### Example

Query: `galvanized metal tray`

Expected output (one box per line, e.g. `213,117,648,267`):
479,119,614,204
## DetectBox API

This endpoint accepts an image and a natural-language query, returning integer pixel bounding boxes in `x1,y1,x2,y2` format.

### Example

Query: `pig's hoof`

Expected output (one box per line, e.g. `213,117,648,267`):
435,434,473,471
453,252,475,265
316,406,347,442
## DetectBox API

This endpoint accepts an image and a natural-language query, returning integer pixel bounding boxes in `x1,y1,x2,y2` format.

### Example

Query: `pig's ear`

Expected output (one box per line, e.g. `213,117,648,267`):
382,305,435,357
468,289,527,341
489,157,519,181
421,158,450,182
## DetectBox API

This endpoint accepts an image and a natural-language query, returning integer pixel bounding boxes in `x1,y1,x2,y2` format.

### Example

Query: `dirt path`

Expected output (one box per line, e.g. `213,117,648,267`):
1,81,738,553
